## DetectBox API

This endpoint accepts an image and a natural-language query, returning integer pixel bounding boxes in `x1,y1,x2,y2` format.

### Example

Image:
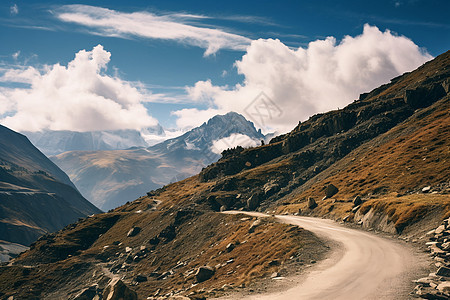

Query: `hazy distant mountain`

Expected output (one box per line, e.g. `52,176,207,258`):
23,125,167,156
52,112,265,211
0,125,101,261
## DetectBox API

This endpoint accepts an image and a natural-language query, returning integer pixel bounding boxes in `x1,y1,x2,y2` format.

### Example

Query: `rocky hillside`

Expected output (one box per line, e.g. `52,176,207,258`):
0,125,102,261
197,50,450,234
0,51,449,299
52,112,265,211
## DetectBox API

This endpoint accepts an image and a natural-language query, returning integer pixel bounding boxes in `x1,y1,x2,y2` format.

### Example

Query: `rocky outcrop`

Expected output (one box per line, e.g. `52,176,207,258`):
413,218,450,299
103,278,137,300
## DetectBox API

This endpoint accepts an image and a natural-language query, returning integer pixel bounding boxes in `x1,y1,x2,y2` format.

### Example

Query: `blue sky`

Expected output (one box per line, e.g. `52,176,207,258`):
0,0,448,133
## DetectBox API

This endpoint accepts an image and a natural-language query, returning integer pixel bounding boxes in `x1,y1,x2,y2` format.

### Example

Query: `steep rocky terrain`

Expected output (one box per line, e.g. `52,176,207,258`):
52,112,265,211
0,125,101,261
0,51,449,299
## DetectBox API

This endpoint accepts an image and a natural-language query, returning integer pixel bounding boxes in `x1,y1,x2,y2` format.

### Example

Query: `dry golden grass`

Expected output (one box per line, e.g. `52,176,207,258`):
294,96,450,202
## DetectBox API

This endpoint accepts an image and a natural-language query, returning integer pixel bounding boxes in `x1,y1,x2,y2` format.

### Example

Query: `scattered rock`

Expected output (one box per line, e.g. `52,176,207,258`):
127,227,141,237
413,218,450,299
195,266,215,283
324,184,339,198
307,197,317,209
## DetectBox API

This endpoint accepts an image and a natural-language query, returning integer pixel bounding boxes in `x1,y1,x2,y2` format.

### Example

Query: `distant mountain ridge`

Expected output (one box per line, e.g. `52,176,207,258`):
52,112,265,211
23,124,168,156
0,125,101,261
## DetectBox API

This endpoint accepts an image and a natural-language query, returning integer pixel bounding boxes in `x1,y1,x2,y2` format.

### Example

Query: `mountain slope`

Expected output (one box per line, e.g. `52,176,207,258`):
0,125,101,260
52,112,265,211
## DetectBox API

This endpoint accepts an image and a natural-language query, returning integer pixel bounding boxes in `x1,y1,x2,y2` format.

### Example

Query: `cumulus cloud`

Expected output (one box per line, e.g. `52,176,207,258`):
181,24,432,133
56,5,251,56
210,133,260,154
0,45,158,132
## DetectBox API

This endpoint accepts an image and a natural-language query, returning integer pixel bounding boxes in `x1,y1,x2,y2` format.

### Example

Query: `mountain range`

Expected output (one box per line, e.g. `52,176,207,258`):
51,112,265,211
0,125,101,261
23,125,168,157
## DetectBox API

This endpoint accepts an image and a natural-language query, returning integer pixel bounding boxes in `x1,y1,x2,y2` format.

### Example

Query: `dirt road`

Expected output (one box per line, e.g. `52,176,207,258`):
222,212,429,300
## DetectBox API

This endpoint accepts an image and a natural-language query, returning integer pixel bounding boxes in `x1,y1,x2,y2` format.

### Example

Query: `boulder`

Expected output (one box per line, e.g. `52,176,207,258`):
307,197,317,209
353,195,362,206
436,266,450,277
324,184,339,198
127,227,141,237
195,266,215,283
103,278,137,300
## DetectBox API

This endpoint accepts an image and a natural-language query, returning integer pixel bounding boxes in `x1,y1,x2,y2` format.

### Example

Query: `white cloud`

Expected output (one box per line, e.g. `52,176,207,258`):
56,5,251,56
179,24,432,133
0,45,158,132
10,4,19,16
210,133,260,154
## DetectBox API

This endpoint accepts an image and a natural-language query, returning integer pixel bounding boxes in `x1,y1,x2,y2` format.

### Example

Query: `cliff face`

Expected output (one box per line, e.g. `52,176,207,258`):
0,125,101,259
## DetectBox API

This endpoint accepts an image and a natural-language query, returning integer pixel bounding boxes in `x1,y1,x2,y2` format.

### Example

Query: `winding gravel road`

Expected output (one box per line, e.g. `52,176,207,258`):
224,212,429,300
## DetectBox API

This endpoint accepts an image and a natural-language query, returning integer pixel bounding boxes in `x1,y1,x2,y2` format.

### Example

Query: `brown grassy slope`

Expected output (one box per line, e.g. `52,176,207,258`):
1,182,327,299
289,94,450,201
